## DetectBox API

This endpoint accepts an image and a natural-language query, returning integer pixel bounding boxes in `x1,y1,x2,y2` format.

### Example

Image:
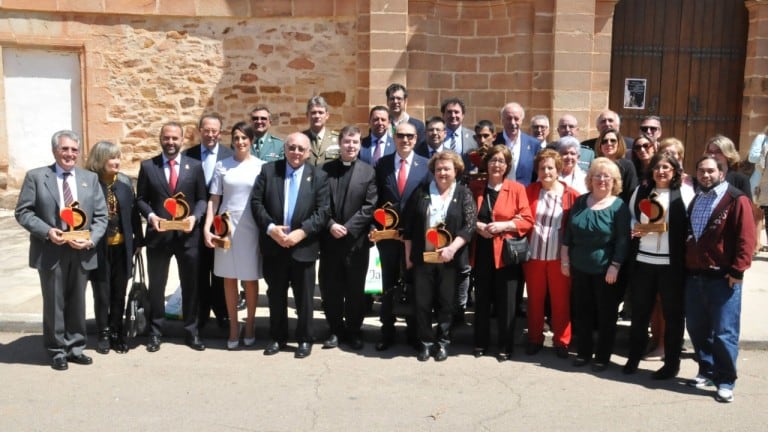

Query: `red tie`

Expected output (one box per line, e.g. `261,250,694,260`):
397,158,407,196
168,159,178,192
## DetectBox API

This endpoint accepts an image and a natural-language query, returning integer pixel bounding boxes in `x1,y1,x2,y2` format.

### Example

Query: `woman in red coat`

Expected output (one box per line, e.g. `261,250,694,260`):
472,145,534,361
523,149,581,358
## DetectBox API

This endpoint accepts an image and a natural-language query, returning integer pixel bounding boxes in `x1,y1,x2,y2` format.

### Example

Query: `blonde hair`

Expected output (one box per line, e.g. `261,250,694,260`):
705,134,740,168
85,141,121,175
586,157,623,196
658,137,685,162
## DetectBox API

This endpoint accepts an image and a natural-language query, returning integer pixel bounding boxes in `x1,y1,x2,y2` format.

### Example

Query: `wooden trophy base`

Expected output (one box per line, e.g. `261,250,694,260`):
371,229,400,241
61,230,91,241
159,219,192,231
423,251,442,264
634,222,668,233
212,237,231,249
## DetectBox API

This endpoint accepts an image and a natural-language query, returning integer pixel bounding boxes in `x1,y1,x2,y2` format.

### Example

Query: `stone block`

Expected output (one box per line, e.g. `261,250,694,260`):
249,0,292,17
370,33,407,51
478,55,507,73
460,4,491,20
58,0,104,13
442,54,478,73
369,50,408,70
428,72,453,90
105,0,156,15
293,0,334,16
477,19,511,37
499,35,531,54
455,73,489,90
196,0,250,16
440,19,475,37
1,0,57,11
369,12,407,32
459,37,498,55
370,0,407,14
287,57,315,70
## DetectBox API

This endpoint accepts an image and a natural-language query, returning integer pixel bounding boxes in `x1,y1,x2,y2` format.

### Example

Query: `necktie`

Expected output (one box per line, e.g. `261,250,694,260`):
397,158,407,196
446,132,457,151
286,170,299,229
168,159,178,192
62,172,73,206
373,139,383,165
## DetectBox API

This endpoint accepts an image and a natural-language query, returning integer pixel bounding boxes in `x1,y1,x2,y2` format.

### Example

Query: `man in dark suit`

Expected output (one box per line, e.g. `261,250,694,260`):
136,121,208,352
415,116,447,159
182,114,232,331
360,105,395,167
319,125,378,350
386,83,425,146
493,102,541,187
250,132,330,359
372,122,431,351
15,130,108,370
441,97,478,170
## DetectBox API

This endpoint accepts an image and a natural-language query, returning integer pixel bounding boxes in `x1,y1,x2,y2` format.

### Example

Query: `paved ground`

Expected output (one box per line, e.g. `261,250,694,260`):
1,209,767,430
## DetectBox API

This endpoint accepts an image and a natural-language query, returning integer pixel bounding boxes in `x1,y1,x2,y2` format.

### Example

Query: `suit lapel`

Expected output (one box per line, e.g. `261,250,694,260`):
154,156,172,196
43,165,61,209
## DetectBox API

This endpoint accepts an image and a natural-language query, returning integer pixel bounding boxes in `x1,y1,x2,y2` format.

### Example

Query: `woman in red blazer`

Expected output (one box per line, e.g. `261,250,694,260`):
523,149,581,358
472,145,534,361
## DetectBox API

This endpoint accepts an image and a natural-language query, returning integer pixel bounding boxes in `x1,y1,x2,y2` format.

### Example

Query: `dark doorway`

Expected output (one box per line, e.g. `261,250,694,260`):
610,0,748,174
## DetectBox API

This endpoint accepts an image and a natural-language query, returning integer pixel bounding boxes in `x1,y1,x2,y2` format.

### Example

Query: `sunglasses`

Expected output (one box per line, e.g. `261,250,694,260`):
633,143,652,152
251,116,269,122
287,145,308,153
640,126,659,133
601,138,618,145
395,133,416,140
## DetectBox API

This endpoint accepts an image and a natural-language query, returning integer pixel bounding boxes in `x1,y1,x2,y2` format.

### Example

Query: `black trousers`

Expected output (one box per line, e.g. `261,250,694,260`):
263,255,315,343
197,241,226,323
377,240,415,340
319,245,369,338
627,261,685,367
571,268,618,363
412,263,456,345
146,242,200,337
91,244,128,332
474,251,520,354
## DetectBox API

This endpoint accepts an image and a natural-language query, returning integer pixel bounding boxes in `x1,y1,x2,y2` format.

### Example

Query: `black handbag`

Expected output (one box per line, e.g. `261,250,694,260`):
501,237,530,266
125,253,150,338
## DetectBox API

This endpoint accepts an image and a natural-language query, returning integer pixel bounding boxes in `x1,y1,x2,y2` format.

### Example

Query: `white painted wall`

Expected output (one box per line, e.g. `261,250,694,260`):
3,48,82,180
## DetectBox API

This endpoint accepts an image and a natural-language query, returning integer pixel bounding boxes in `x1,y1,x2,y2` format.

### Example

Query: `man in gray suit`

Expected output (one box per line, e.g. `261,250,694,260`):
441,97,478,168
15,130,108,370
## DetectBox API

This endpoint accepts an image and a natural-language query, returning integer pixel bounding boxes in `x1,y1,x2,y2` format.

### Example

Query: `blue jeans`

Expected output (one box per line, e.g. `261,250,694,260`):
685,275,742,390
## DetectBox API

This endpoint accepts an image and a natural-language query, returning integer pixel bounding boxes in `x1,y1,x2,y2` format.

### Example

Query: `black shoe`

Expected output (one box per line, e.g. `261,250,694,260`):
110,332,129,354
264,340,285,356
347,337,364,351
51,357,68,371
322,334,339,349
295,342,312,359
651,364,680,380
185,335,206,351
623,359,640,375
434,345,448,362
416,345,431,362
497,352,510,362
146,335,161,352
555,346,569,359
572,357,589,367
525,343,543,356
473,348,486,358
96,329,110,354
375,338,394,351
591,362,608,372
68,353,93,365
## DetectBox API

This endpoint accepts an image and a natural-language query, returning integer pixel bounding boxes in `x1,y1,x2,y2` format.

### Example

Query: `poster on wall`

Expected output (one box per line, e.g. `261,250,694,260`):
623,78,646,109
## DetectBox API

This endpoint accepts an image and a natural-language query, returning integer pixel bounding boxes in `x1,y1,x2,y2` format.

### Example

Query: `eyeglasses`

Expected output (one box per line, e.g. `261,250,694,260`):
633,143,652,152
592,174,613,181
532,125,548,130
395,133,416,140
287,145,308,153
707,147,723,155
58,146,80,153
487,158,507,165
601,138,618,145
251,116,269,122
427,128,444,133
652,164,673,172
640,126,659,133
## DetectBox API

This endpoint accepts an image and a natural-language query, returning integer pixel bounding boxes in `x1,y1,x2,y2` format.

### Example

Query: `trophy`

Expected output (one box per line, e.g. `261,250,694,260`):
371,202,401,241
466,146,490,196
635,192,667,233
423,223,453,263
211,212,232,249
159,192,193,231
60,201,91,241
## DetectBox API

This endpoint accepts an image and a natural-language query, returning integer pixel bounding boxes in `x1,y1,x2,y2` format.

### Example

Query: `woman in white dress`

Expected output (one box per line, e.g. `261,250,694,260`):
203,121,264,349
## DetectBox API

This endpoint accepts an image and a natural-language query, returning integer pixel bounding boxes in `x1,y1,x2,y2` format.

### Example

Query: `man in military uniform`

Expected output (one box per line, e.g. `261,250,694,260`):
250,105,284,162
302,96,339,166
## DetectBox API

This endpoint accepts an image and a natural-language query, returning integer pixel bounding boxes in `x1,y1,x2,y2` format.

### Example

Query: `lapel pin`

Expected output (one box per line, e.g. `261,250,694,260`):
81,182,88,188
185,164,190,170
306,176,312,182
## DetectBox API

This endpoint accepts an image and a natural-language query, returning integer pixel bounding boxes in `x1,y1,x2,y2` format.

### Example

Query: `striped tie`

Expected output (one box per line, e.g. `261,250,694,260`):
62,172,74,206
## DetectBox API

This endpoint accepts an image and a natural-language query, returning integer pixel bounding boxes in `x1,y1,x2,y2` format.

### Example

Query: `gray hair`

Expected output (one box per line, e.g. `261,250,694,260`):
530,114,549,127
556,136,581,153
85,141,121,174
306,95,329,114
51,130,81,150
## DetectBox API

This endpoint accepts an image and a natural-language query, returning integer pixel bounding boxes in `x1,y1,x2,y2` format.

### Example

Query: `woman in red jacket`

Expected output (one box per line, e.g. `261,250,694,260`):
472,145,534,361
523,149,581,358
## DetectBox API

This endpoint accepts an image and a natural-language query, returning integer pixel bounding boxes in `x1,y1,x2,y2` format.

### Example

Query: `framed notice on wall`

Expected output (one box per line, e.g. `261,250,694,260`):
623,78,646,109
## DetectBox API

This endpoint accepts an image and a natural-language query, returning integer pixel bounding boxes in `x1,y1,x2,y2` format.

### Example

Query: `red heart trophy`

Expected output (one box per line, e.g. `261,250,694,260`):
159,192,192,231
211,212,232,249
634,192,667,233
423,223,453,263
467,146,489,197
370,202,401,241
60,201,91,241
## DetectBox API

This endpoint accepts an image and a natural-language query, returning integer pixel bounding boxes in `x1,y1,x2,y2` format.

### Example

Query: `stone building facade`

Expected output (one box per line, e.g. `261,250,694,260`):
0,0,765,202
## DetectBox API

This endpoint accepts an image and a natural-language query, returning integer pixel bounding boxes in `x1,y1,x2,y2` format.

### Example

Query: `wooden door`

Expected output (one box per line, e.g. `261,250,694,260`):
609,0,748,174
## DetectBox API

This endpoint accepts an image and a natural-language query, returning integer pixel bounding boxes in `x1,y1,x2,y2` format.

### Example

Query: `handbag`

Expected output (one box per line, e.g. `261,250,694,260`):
501,236,530,266
124,253,150,338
